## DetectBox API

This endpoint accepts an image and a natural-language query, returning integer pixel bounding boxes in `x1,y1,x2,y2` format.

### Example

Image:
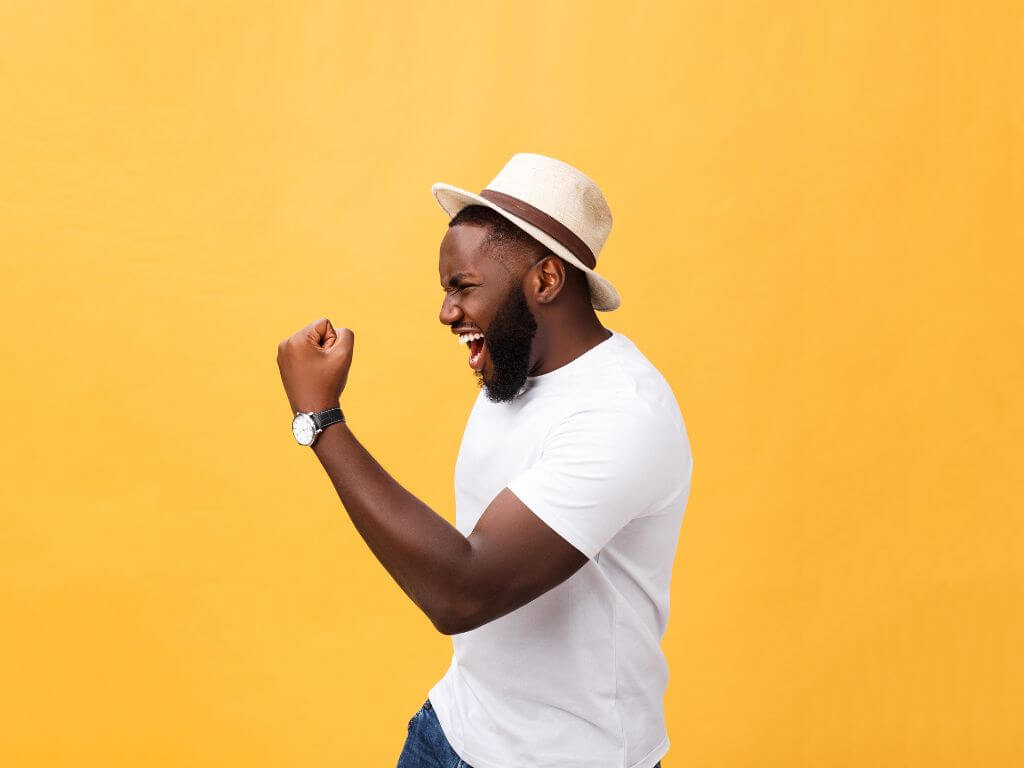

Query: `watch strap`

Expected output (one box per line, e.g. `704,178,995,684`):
310,406,345,431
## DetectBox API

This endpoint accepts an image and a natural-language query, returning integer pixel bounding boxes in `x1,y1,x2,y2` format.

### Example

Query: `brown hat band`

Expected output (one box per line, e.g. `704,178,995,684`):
479,189,597,269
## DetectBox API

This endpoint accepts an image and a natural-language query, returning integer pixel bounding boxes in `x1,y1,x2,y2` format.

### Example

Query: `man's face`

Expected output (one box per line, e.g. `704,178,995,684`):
438,224,539,402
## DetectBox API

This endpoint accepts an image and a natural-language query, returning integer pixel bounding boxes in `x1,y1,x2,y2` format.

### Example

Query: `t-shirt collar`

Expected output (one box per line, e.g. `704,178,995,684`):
523,329,620,390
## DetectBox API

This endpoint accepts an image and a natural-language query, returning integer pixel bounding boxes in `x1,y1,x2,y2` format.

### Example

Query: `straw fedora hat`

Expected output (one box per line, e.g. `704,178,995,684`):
432,152,621,311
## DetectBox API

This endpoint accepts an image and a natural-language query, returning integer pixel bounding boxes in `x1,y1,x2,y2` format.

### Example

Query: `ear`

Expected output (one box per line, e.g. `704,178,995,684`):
532,254,568,306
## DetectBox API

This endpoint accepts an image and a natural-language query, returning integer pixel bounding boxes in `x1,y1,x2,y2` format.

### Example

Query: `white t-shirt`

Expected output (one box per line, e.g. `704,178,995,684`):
428,329,693,768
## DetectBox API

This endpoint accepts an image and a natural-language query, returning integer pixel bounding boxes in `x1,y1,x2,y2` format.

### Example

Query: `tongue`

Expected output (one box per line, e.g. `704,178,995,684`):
468,338,487,371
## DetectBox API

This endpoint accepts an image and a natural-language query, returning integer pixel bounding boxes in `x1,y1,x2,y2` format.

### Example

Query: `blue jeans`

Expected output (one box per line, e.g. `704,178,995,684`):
396,698,662,768
397,699,472,768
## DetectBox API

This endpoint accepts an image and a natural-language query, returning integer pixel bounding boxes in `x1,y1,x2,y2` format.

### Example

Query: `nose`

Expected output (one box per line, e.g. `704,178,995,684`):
439,292,462,327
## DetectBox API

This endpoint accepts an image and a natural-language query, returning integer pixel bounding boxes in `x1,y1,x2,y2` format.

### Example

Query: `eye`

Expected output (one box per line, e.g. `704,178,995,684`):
442,283,477,297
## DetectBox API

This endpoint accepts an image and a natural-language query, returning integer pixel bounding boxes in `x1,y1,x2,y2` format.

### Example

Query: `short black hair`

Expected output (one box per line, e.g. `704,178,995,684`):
448,204,552,270
448,205,588,291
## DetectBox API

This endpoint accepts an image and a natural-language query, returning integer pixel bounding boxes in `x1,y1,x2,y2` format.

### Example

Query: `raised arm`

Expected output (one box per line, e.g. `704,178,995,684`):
276,318,587,635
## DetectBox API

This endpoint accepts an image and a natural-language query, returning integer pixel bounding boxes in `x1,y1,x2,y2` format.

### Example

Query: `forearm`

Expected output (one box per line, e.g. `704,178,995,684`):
311,417,472,633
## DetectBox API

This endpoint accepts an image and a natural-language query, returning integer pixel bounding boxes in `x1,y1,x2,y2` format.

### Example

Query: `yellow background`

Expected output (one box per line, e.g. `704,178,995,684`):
2,2,1021,765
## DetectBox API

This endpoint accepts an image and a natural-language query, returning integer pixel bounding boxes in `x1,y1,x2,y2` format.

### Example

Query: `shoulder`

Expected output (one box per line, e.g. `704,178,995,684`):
544,391,683,469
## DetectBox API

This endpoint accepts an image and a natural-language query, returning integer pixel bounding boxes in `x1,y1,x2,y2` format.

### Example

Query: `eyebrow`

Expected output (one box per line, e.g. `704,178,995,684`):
440,271,474,289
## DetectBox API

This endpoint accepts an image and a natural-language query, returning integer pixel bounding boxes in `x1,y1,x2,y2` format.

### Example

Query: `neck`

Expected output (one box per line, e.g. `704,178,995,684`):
530,310,611,377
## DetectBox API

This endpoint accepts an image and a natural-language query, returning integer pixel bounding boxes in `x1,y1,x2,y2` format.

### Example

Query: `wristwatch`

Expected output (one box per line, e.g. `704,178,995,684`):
291,406,345,446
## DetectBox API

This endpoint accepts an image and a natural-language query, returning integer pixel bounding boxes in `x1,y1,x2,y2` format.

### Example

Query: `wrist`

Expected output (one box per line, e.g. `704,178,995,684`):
294,399,341,414
291,403,345,447
311,417,348,455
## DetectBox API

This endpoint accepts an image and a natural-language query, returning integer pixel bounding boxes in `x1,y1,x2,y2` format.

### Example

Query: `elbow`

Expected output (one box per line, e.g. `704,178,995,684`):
430,590,485,636
433,615,484,636
431,615,463,636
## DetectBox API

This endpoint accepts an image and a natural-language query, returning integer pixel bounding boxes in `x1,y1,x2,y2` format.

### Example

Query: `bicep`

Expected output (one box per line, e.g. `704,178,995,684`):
457,487,588,633
451,405,677,633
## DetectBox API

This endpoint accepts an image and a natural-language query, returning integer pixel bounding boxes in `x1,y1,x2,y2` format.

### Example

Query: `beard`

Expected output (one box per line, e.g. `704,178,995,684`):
476,275,538,403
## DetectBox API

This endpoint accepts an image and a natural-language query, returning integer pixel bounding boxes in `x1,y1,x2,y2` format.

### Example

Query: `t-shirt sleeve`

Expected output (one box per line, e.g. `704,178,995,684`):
505,404,682,560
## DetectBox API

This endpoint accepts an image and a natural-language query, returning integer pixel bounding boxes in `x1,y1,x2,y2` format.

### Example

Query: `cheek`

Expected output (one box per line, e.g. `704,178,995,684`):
463,293,494,323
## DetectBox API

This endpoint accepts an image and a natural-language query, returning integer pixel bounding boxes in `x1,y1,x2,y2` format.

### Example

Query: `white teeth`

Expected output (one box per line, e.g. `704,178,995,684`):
458,332,485,344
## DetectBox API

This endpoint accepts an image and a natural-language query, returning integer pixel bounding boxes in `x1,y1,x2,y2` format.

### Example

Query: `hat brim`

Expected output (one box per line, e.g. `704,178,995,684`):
431,182,621,312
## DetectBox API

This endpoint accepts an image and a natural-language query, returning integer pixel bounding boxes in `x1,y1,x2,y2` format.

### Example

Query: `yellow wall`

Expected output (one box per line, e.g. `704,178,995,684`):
2,2,1021,765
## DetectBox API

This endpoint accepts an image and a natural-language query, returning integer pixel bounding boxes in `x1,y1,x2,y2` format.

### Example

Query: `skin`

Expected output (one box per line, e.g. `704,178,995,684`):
439,223,610,388
276,221,613,635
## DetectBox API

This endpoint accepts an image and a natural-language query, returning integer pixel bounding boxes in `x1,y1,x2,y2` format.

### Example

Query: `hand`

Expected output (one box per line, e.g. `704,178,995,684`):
277,317,354,414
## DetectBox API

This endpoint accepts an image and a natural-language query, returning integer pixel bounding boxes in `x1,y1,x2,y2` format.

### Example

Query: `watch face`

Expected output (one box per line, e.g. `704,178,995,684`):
292,413,316,445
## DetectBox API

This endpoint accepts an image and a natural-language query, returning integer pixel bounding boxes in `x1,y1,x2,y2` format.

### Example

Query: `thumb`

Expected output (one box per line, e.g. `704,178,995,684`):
331,327,354,356
320,318,338,350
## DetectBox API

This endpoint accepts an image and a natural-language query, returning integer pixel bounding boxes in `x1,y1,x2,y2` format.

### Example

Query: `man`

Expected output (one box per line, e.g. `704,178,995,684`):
277,153,693,768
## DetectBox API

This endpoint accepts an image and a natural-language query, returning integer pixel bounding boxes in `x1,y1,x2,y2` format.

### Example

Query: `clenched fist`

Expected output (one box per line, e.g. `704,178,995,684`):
277,317,354,414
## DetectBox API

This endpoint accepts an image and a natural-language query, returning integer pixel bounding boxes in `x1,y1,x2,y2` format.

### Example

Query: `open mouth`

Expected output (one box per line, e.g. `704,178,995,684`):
458,332,489,372
468,337,487,371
